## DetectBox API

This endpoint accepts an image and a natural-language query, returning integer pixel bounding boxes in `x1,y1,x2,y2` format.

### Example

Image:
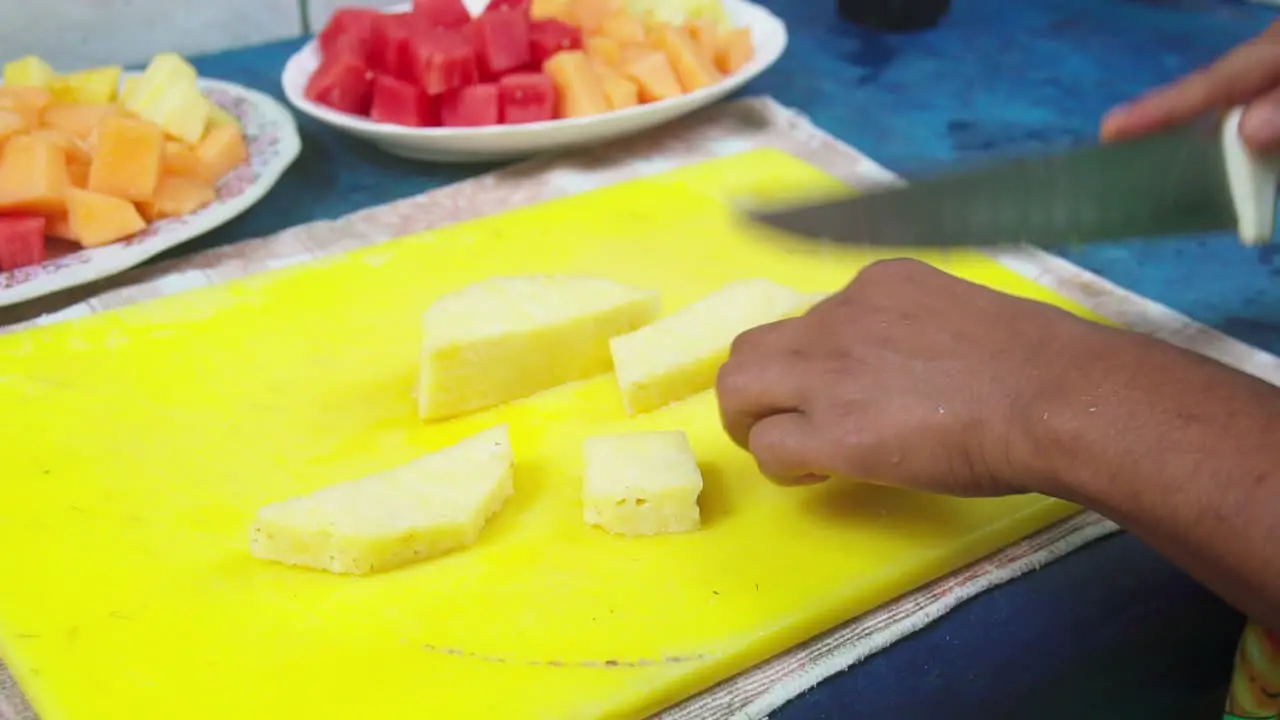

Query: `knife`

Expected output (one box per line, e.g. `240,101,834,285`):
746,107,1280,249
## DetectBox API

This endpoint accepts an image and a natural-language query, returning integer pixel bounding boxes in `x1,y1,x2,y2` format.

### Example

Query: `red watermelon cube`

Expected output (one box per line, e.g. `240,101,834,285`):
440,83,500,126
484,0,530,13
370,74,437,126
318,8,382,61
306,54,374,115
0,216,47,272
413,0,471,29
499,72,555,124
469,8,532,77
413,30,479,96
529,19,582,65
370,12,419,80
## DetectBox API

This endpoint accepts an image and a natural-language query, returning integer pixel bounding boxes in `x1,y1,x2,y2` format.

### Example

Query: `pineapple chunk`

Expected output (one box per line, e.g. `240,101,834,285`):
123,53,209,142
119,76,140,106
3,56,56,87
417,276,662,421
582,430,702,536
250,425,515,575
51,66,123,104
206,98,239,128
609,278,809,415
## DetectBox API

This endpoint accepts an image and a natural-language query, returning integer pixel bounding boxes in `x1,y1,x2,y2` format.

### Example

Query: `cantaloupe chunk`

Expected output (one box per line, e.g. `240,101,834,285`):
599,13,647,43
622,49,683,103
40,103,123,142
714,26,754,74
652,24,722,92
687,17,719,58
65,187,147,247
0,86,52,130
28,128,90,165
45,212,77,242
0,111,26,148
87,115,163,201
136,174,216,221
195,123,248,185
544,50,610,118
566,0,617,32
162,140,203,179
66,161,90,189
531,0,571,19
0,134,70,215
586,36,623,67
592,60,640,110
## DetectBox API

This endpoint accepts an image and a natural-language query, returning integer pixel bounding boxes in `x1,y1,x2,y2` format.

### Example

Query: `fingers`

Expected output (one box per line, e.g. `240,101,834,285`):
746,411,831,486
1100,28,1280,145
716,321,809,449
1241,84,1280,152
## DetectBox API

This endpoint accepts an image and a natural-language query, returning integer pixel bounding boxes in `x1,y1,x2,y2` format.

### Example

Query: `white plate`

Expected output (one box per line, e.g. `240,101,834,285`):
280,0,787,162
0,77,302,309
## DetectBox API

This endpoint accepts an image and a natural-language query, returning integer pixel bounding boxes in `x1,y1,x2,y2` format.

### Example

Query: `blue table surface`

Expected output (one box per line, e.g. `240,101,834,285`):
174,1,1279,717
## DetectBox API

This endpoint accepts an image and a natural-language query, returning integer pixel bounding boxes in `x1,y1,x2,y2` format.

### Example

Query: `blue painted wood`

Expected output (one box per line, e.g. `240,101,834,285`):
178,2,1276,715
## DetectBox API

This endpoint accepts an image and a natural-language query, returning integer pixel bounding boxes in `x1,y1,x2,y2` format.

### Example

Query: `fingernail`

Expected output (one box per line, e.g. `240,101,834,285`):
766,472,829,486
1241,103,1280,150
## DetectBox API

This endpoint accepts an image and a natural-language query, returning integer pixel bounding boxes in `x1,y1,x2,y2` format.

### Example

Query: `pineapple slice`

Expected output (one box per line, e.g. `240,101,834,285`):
609,278,810,415
250,425,515,575
582,430,703,536
51,66,124,104
119,76,140,106
625,0,728,26
3,56,56,87
206,99,239,129
123,53,209,142
416,276,662,421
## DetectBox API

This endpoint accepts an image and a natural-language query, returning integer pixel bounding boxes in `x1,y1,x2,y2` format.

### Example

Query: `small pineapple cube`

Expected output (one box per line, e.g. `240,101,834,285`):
129,81,209,144
609,278,809,415
206,98,239,129
51,66,123,104
3,55,56,87
582,430,703,537
119,76,141,106
250,425,516,575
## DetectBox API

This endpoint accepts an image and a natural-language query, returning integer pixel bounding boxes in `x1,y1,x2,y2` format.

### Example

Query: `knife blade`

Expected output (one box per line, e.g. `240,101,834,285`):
745,107,1280,249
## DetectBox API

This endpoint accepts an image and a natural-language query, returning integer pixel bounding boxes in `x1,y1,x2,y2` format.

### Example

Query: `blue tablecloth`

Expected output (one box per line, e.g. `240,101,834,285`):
179,1,1278,716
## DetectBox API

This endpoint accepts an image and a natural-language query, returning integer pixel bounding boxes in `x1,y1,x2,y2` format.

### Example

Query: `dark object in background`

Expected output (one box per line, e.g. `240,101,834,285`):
838,0,951,31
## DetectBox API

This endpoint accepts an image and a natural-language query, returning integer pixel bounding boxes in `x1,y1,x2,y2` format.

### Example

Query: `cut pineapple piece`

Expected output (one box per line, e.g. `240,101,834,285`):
3,56,56,87
250,425,515,575
582,430,702,536
625,0,728,26
51,66,123,104
417,276,662,421
609,278,808,415
206,99,239,128
129,81,210,144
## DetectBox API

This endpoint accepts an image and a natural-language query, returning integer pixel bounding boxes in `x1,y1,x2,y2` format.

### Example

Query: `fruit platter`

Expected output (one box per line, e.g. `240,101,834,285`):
0,53,300,308
281,0,787,161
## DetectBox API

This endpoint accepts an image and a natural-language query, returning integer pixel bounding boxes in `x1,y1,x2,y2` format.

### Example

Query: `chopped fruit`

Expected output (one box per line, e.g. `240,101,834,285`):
582,431,703,536
440,82,500,127
207,102,239,129
610,278,809,415
41,103,121,142
544,50,609,117
0,87,53,129
64,187,147,247
0,215,48,271
250,425,516,575
621,47,682,102
498,72,557,124
127,75,210,143
50,66,123,104
136,174,217,221
412,0,472,29
2,56,56,87
416,276,660,421
195,123,250,185
161,140,203,179
470,8,533,77
566,0,617,32
371,13,418,80
28,128,89,165
714,26,753,74
594,61,639,110
305,54,373,115
600,13,646,43
123,53,198,112
87,115,164,202
44,212,76,242
651,23,721,92
531,0,570,19
687,17,719,58
586,36,623,67
370,74,435,126
0,134,70,215
529,19,583,65
0,110,26,146
318,7,382,60
485,0,530,12
66,161,89,189
415,30,479,95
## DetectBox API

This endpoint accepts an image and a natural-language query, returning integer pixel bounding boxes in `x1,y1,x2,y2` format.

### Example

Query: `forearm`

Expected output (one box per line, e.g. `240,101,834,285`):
1029,325,1280,629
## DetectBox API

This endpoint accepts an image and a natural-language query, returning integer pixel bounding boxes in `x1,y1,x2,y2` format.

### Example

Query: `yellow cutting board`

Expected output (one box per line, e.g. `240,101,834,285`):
0,149,1096,720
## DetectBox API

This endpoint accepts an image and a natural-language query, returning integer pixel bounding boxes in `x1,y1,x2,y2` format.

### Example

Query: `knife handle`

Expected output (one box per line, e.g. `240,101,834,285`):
1222,106,1280,246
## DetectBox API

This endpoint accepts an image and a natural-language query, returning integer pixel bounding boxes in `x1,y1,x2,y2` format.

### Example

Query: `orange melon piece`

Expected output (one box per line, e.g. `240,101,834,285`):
687,18,719,56
594,62,639,110
652,24,722,92
40,103,122,142
27,127,90,165
162,140,203,179
136,174,216,222
530,0,570,20
195,123,249,185
544,50,610,118
599,13,647,44
621,48,683,103
0,134,70,215
45,212,77,242
586,36,623,68
0,86,53,129
566,0,617,33
714,27,754,74
88,115,164,202
66,160,90,189
65,187,147,247
0,110,26,148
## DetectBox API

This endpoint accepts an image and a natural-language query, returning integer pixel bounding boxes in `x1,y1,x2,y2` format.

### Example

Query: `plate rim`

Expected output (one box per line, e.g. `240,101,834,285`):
0,77,303,309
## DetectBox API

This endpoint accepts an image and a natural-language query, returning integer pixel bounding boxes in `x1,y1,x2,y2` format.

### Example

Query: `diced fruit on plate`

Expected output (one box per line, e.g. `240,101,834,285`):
370,74,435,126
529,19,584,64
413,0,473,29
249,424,516,575
544,50,609,117
440,82,500,126
319,7,382,59
498,72,557,124
471,6,533,77
0,216,48,271
415,275,661,421
305,54,373,115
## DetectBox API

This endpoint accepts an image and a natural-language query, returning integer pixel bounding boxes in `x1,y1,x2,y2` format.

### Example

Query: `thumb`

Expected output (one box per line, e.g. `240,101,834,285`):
1241,85,1280,152
747,412,831,486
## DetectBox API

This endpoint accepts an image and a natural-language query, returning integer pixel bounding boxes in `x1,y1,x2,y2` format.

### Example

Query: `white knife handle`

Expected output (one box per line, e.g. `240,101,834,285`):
1222,105,1280,246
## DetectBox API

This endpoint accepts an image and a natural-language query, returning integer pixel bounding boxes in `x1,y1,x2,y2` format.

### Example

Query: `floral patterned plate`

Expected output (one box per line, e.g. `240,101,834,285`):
0,77,302,308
